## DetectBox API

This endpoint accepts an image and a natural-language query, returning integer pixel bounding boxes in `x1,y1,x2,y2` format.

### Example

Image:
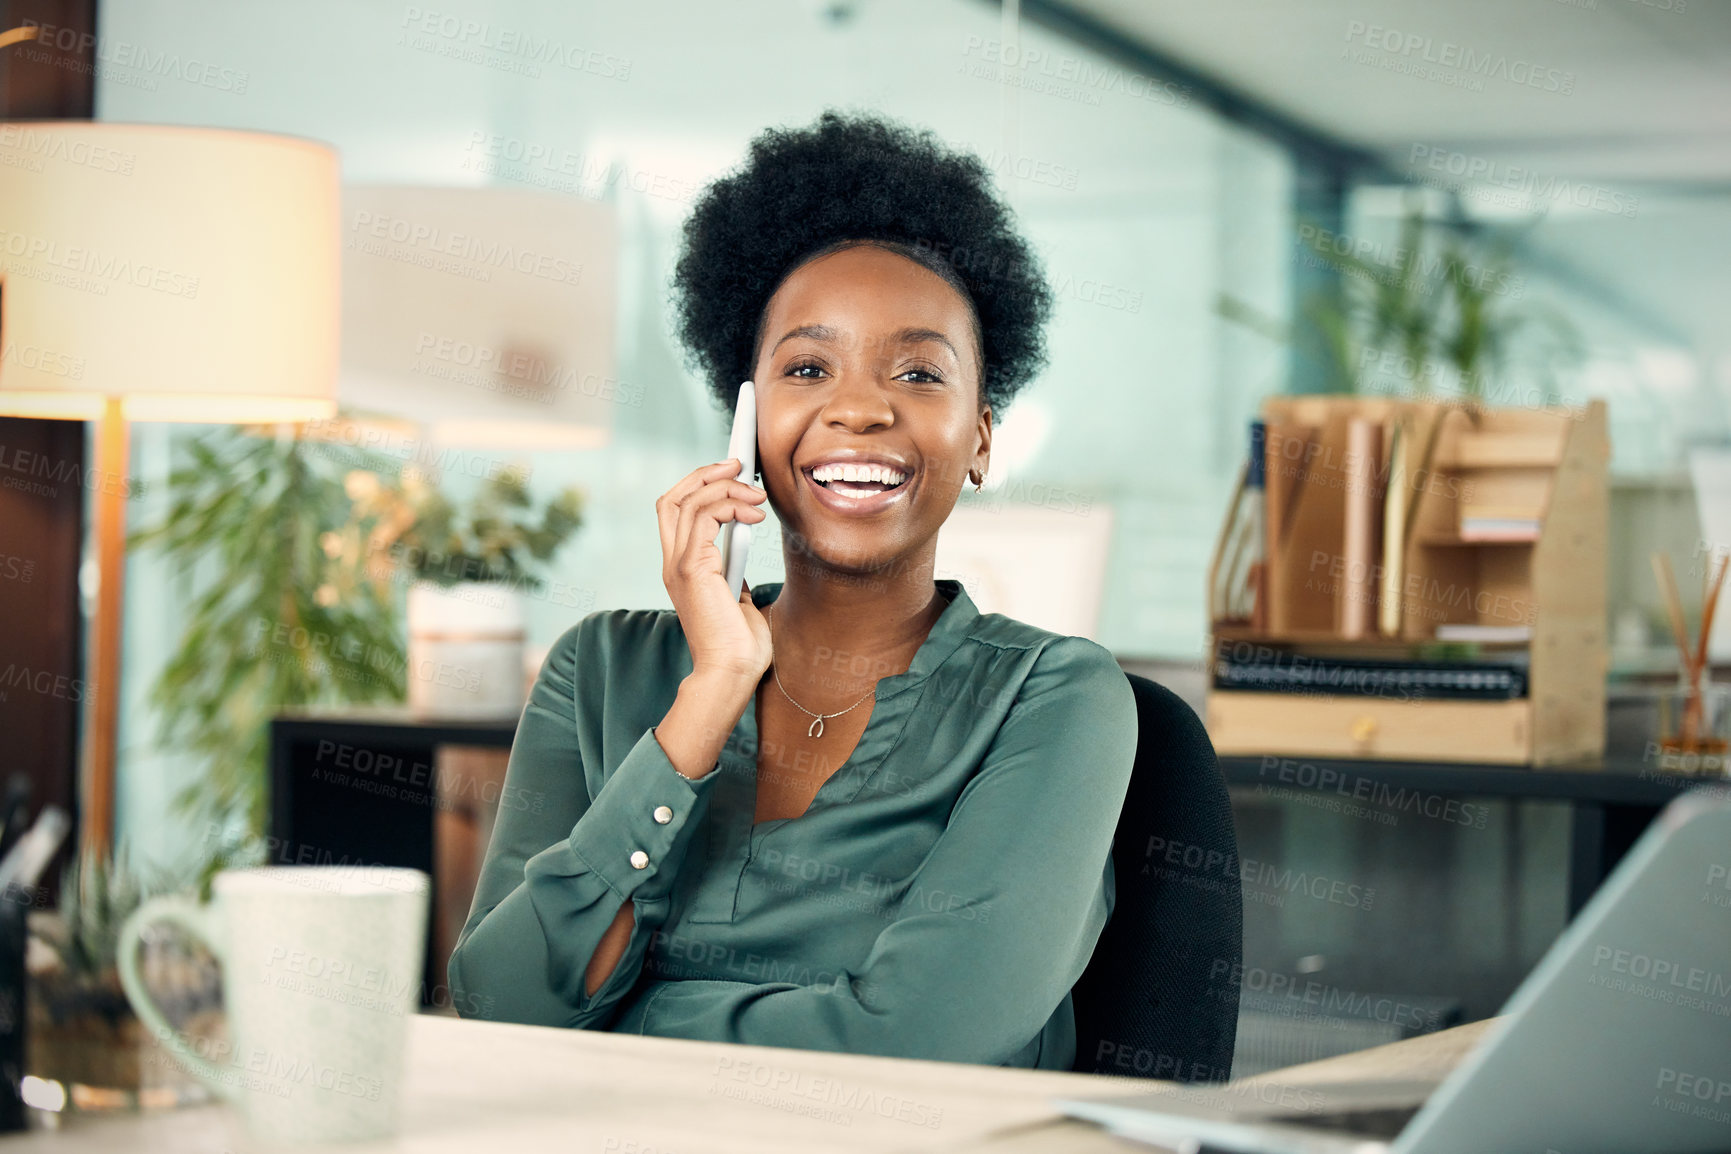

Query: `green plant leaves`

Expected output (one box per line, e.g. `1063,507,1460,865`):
344,461,584,590
1282,204,1581,400
129,423,585,879
128,425,412,844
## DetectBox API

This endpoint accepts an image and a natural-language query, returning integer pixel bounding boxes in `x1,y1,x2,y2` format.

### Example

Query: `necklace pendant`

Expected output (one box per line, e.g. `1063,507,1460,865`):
808,717,824,739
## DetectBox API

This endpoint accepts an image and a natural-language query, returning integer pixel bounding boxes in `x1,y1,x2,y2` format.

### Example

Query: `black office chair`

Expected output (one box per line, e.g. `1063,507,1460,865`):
1069,672,1243,1082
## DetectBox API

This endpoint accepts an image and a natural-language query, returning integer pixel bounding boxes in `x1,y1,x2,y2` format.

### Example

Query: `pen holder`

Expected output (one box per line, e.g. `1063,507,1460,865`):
0,888,28,1132
1655,677,1731,776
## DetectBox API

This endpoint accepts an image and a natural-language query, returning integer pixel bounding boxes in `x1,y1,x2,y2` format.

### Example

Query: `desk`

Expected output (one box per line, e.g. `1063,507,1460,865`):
268,709,517,1007
268,710,1724,1028
1217,753,1724,915
0,1014,1496,1153
268,709,1723,949
269,709,1718,924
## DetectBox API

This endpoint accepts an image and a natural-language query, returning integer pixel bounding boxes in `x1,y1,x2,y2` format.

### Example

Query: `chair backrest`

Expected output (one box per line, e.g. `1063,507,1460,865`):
1069,672,1242,1082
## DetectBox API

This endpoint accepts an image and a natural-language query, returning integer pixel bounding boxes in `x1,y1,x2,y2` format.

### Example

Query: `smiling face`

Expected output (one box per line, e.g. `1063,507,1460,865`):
751,243,991,582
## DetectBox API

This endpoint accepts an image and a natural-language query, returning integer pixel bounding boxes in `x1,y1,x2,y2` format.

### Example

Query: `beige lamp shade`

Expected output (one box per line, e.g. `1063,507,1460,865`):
0,122,340,422
338,185,617,451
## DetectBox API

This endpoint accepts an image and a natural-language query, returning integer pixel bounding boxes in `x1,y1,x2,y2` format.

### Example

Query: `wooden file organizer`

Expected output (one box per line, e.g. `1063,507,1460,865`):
1206,397,1609,765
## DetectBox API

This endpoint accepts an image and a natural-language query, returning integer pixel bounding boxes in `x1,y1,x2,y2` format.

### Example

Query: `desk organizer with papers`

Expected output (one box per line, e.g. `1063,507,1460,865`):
1206,396,1608,765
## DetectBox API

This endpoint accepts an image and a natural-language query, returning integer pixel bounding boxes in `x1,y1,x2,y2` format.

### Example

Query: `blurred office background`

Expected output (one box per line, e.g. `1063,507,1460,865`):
3,0,1727,1077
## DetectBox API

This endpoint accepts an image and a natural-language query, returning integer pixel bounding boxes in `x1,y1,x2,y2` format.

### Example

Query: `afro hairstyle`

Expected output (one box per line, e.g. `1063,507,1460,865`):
669,109,1053,415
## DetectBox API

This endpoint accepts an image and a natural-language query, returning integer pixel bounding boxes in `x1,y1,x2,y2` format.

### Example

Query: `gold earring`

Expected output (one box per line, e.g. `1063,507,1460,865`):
973,470,985,493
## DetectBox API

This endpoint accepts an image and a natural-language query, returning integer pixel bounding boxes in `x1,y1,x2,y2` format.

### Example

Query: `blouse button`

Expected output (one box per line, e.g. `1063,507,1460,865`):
629,850,649,870
653,805,673,824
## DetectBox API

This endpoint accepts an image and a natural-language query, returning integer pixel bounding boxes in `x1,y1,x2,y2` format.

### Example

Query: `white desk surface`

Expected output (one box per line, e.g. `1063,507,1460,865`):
0,1014,1494,1154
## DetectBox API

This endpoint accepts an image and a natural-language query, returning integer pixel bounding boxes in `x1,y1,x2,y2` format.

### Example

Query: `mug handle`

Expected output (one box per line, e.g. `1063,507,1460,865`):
116,895,237,1102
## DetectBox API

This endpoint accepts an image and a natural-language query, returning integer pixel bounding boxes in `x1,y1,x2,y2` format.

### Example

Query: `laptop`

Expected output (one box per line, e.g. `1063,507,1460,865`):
1056,787,1731,1154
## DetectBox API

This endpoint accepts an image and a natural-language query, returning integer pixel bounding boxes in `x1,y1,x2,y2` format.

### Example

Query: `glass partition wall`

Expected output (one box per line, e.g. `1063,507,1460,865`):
99,0,1293,869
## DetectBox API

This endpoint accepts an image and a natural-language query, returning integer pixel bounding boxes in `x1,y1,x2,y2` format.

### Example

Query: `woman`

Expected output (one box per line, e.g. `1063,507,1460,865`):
447,110,1137,1070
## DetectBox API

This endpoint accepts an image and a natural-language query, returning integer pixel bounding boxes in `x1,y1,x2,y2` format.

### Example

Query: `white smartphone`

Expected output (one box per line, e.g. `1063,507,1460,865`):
718,380,756,601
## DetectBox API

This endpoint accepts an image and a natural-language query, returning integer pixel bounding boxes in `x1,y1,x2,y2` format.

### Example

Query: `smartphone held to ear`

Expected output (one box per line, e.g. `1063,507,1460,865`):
718,380,756,600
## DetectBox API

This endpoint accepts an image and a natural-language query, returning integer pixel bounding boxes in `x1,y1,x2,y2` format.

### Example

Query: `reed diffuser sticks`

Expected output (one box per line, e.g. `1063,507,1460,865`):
1652,551,1731,752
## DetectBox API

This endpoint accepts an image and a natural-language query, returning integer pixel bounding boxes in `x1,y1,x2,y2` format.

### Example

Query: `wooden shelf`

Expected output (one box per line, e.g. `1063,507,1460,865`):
1435,431,1564,470
1417,534,1540,547
1211,625,1533,651
1210,397,1608,765
1209,693,1535,764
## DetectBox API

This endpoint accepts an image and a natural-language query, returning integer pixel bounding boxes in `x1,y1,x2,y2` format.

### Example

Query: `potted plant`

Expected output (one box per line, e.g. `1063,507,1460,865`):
1219,200,1582,403
25,849,221,1110
338,463,583,718
133,419,586,886
129,420,413,847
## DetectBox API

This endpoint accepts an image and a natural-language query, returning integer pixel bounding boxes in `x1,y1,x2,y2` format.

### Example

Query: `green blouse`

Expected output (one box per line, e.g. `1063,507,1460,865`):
447,579,1137,1069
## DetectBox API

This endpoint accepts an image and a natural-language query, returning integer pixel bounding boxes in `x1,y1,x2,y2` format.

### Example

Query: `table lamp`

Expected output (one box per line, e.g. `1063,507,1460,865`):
0,122,341,859
331,184,618,452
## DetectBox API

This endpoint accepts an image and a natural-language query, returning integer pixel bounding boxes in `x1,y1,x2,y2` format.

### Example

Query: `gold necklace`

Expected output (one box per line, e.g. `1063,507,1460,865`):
770,667,874,738
763,603,874,738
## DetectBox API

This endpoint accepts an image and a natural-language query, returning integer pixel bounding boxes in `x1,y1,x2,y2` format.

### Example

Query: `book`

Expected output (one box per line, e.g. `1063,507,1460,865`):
1340,417,1383,638
1458,522,1541,542
1378,422,1407,637
1435,624,1534,643
1459,504,1542,542
1212,653,1528,701
1211,422,1268,628
1263,423,1315,634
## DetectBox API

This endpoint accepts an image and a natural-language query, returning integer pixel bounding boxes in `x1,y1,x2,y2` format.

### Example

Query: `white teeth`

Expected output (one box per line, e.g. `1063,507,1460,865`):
811,462,908,486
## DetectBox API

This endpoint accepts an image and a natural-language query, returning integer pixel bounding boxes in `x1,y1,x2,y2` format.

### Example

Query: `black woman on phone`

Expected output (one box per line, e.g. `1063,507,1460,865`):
448,109,1136,1070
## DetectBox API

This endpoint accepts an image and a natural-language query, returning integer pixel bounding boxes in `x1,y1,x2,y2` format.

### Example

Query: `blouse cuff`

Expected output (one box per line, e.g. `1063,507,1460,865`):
527,726,719,907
